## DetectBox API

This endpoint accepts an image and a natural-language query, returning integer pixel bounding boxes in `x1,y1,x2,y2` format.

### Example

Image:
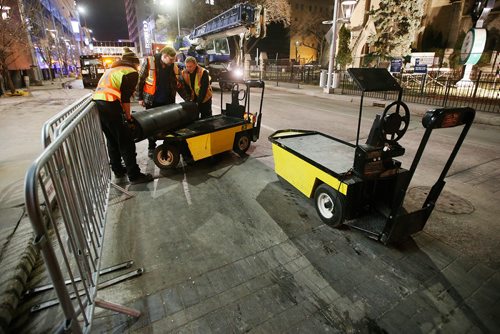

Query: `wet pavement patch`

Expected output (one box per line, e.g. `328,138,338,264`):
407,186,475,215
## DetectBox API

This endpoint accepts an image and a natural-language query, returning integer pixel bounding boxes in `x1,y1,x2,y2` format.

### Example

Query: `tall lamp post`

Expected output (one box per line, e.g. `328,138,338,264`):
158,0,181,36
323,0,357,94
295,40,301,64
77,6,88,28
175,0,180,36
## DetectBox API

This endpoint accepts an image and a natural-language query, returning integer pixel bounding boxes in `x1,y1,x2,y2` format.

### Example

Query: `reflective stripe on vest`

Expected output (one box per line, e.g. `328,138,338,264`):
144,56,181,96
93,66,136,102
182,65,212,103
144,56,156,95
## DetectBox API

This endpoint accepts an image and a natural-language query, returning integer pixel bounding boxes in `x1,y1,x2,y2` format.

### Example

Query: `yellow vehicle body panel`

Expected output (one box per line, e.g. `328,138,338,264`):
271,143,348,198
186,123,253,161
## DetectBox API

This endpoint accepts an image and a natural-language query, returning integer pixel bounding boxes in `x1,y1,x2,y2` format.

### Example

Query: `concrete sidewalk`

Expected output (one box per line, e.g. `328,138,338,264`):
264,81,500,127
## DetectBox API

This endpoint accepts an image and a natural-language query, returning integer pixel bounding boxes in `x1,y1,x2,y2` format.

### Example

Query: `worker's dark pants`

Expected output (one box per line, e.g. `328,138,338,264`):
95,100,141,177
199,99,212,119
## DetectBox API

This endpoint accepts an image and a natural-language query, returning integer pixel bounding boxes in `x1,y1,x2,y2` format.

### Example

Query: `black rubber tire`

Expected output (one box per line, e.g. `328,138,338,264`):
233,132,251,157
153,144,180,169
313,184,346,227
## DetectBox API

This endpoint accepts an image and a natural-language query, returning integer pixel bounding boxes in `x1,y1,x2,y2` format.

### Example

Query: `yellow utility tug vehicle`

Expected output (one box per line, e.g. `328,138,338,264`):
269,68,475,244
132,80,265,169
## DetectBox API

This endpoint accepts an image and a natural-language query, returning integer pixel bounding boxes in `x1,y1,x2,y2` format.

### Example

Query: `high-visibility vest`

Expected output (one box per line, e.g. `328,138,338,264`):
93,66,136,102
143,56,181,95
182,65,212,103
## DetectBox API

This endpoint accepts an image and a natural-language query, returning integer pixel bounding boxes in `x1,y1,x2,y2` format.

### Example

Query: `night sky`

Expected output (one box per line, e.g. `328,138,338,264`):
78,0,129,41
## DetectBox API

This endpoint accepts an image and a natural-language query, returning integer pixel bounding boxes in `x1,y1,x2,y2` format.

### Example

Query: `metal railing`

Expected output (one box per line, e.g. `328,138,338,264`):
339,70,500,113
25,98,140,333
246,60,499,113
246,59,322,87
41,93,93,147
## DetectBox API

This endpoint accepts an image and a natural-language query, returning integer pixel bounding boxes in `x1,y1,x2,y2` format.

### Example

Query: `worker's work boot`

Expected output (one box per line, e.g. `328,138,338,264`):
113,166,127,178
129,172,154,185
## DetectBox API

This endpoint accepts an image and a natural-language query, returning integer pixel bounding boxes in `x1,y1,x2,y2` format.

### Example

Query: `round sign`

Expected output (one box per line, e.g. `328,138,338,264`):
460,28,487,65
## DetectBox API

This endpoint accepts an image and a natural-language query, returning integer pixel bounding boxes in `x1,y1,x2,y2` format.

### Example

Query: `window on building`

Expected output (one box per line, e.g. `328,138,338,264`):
205,0,214,5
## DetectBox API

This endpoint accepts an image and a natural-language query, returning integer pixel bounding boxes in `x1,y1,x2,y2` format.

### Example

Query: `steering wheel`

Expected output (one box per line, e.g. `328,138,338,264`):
232,86,246,101
380,101,410,143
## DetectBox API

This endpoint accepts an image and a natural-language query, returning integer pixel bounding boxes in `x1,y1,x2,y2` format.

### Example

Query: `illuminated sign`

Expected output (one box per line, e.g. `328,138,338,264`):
143,21,151,49
71,20,80,34
410,52,435,66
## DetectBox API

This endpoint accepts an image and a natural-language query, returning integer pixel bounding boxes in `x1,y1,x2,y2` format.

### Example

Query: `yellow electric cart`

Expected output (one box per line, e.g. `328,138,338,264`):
269,68,475,244
152,80,265,169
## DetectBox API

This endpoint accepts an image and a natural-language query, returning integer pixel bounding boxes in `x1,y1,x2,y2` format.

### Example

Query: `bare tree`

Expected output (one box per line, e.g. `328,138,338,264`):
0,0,32,93
292,9,330,64
36,34,58,81
254,0,290,26
59,39,71,77
0,0,59,90
368,0,425,58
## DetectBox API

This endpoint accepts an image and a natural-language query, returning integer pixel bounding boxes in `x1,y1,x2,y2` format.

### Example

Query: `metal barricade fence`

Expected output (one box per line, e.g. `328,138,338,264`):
42,93,93,147
25,101,140,333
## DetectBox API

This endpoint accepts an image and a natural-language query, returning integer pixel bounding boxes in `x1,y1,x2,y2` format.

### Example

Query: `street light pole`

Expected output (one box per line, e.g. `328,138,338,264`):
324,1,339,94
295,40,300,63
323,0,357,94
176,0,181,36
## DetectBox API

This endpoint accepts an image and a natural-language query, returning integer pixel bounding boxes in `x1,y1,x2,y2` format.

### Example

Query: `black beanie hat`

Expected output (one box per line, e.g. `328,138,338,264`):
122,47,140,65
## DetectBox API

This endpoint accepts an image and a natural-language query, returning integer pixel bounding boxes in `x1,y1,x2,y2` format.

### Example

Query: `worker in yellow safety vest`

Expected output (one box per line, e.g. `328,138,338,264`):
182,56,213,119
136,46,184,157
93,48,153,185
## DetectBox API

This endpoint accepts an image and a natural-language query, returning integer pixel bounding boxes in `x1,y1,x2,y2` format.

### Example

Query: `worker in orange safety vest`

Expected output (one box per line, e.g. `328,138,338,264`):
136,46,184,157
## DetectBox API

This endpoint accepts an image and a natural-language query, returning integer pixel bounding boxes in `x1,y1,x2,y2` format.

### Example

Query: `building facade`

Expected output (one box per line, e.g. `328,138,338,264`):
286,0,498,69
347,0,499,68
124,0,153,57
1,0,82,87
288,0,334,64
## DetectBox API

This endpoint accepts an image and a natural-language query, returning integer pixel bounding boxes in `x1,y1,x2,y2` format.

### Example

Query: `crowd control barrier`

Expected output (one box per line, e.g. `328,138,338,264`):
41,93,93,147
25,97,141,333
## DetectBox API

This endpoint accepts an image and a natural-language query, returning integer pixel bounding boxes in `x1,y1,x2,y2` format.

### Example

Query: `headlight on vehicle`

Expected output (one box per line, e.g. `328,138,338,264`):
234,68,243,78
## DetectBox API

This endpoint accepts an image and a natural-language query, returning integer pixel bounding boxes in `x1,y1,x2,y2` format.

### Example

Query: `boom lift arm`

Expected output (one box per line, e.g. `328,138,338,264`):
175,3,267,82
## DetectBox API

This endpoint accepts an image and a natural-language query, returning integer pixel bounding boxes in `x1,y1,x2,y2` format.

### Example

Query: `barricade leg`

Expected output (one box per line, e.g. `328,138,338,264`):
94,298,141,317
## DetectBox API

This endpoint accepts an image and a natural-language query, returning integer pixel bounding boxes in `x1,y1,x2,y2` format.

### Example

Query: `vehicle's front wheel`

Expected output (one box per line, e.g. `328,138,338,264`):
314,184,346,227
153,144,180,169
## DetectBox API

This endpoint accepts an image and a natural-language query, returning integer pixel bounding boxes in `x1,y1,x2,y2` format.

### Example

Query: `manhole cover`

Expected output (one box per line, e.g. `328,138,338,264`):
406,186,475,214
